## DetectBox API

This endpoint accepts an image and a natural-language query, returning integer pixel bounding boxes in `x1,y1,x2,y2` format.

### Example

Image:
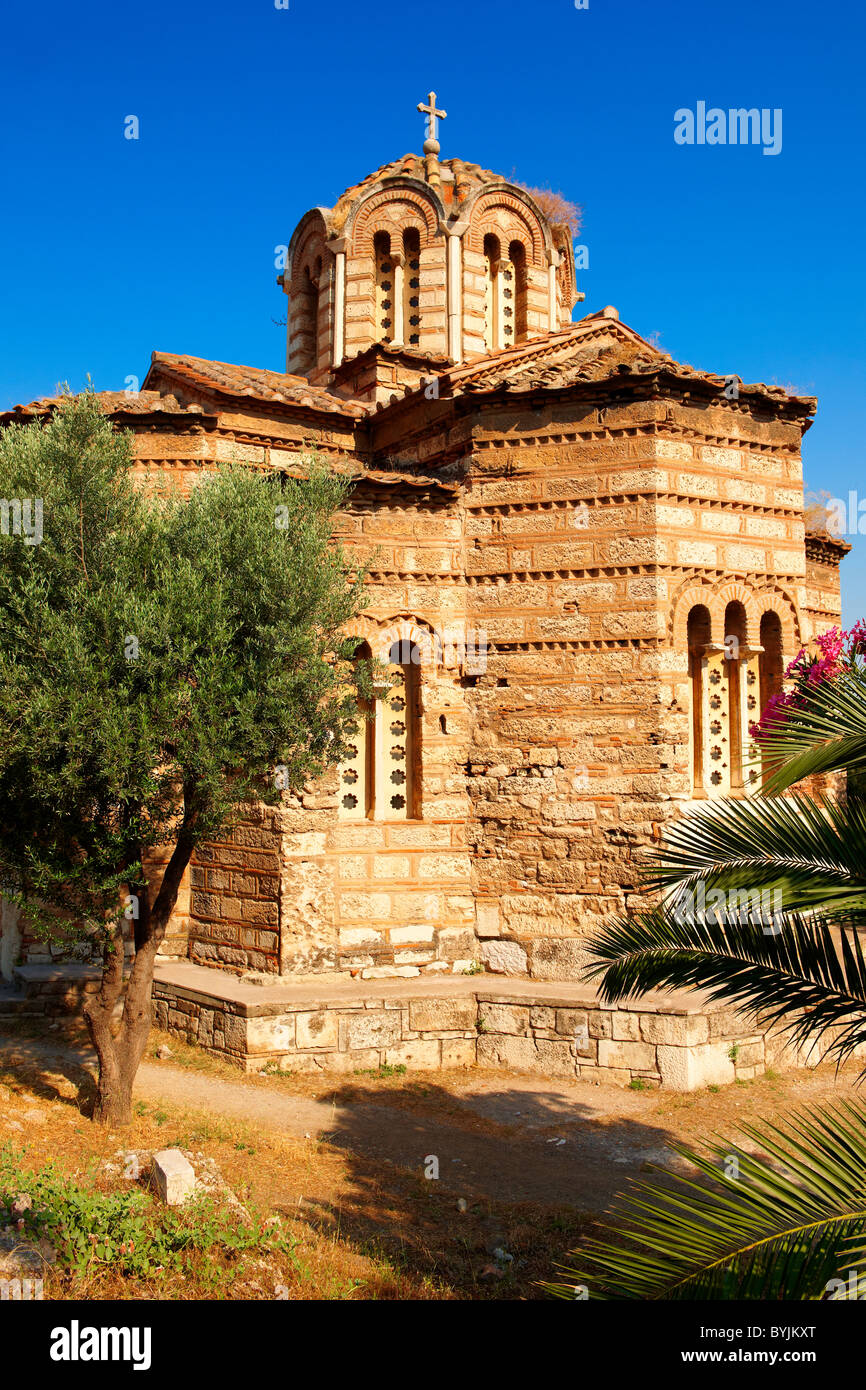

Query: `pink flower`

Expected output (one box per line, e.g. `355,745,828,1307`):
752,621,865,742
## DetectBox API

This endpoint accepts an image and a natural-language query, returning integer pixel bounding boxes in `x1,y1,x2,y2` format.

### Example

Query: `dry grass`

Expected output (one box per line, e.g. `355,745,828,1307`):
0,1044,588,1301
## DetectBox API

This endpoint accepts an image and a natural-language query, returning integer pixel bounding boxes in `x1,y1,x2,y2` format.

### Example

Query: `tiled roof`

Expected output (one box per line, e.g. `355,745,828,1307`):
394,311,817,413
0,389,203,424
329,153,506,229
145,353,369,419
805,527,852,555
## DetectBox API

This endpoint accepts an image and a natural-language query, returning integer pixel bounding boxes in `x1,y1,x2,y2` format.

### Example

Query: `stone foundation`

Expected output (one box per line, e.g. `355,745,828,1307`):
151,961,793,1089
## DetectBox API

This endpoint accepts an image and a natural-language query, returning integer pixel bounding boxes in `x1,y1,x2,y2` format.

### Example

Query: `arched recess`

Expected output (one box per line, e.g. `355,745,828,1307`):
671,582,724,650
347,185,442,259
758,610,784,720
286,210,330,376
724,600,749,792
379,640,420,820
337,616,438,821
402,227,422,348
373,231,394,344
337,638,374,821
675,585,761,797
687,604,711,796
483,233,501,352
464,186,549,268
751,589,802,656
508,239,528,342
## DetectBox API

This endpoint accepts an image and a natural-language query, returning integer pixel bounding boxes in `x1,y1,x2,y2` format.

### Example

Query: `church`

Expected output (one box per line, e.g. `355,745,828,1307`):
1,99,847,1084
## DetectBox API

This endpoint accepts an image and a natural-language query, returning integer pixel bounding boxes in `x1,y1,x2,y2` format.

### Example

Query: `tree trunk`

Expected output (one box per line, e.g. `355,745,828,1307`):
84,809,198,1125
84,920,129,1124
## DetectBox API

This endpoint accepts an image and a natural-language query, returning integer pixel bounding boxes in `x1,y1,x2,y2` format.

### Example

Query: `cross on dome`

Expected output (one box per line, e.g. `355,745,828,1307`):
417,91,446,155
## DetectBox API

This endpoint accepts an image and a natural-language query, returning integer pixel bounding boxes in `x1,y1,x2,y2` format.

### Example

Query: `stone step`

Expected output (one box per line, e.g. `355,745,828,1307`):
0,987,44,1018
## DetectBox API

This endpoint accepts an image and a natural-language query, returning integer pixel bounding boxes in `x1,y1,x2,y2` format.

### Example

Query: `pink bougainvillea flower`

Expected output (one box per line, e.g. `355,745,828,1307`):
751,622,865,743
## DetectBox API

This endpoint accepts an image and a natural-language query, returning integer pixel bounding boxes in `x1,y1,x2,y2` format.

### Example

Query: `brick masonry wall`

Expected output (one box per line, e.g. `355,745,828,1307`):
186,807,282,974
20,362,838,989
455,389,817,980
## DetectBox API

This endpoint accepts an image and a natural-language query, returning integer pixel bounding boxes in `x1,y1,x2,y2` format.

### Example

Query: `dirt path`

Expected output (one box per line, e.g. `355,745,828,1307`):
4,1030,863,1215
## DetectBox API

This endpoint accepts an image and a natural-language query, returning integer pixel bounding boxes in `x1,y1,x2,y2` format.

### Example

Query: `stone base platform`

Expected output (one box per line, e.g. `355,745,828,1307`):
151,960,792,1090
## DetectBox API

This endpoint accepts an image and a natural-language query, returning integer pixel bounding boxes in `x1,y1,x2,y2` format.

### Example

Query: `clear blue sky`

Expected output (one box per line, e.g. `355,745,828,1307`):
1,0,864,617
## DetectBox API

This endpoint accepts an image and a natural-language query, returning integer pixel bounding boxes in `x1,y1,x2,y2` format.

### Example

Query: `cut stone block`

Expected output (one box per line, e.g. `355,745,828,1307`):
480,940,527,975
153,1149,196,1206
409,997,477,1032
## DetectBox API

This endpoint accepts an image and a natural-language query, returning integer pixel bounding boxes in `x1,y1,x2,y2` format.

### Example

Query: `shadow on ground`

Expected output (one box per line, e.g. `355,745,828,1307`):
0,1028,699,1298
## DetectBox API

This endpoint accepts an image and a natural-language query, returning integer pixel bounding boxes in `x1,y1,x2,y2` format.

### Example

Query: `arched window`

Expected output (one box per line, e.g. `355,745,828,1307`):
688,600,762,797
759,611,784,714
374,231,393,344
338,641,374,821
379,641,419,819
507,240,527,344
336,638,421,820
756,610,784,786
687,605,711,795
402,228,421,348
288,264,318,375
483,233,501,352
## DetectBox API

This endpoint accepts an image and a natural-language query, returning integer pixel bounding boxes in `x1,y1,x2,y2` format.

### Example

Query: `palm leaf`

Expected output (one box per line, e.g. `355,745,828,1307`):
643,792,866,915
544,1101,866,1299
584,907,866,1070
757,666,866,793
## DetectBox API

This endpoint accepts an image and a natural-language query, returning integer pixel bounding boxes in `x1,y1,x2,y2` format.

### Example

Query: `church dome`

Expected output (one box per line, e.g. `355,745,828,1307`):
280,102,581,380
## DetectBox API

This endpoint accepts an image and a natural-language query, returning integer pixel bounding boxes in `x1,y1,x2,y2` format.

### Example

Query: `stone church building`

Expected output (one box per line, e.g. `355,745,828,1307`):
0,104,848,1084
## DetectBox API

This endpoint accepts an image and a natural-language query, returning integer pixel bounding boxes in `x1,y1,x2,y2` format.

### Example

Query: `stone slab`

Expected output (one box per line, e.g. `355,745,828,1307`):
152,1149,196,1206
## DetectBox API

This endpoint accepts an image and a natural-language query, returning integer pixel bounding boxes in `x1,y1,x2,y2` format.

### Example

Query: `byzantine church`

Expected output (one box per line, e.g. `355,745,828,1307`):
2,96,845,999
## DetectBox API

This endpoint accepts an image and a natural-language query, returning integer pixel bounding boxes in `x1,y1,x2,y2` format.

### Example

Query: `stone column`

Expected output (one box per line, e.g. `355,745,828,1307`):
328,237,347,369
446,229,463,362
392,251,405,348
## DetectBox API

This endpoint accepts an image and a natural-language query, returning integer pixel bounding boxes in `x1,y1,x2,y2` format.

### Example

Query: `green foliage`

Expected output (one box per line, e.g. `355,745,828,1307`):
0,1144,293,1282
755,662,866,793
0,391,368,941
546,1102,866,1300
557,623,866,1300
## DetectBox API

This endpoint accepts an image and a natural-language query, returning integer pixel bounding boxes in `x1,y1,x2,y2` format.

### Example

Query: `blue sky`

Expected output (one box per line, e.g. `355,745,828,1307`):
1,0,864,617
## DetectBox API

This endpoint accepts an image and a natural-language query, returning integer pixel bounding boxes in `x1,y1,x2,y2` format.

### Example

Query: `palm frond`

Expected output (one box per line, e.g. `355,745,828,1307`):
544,1101,866,1299
644,792,866,914
758,666,866,793
584,907,866,1069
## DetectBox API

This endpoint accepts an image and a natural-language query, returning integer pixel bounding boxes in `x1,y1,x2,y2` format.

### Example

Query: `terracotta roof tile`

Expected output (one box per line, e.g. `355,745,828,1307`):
401,313,817,413
145,353,369,419
0,389,201,424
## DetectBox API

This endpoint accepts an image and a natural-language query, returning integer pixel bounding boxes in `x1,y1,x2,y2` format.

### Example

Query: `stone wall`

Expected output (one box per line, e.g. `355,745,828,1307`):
186,807,283,974
150,965,797,1089
454,388,816,980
